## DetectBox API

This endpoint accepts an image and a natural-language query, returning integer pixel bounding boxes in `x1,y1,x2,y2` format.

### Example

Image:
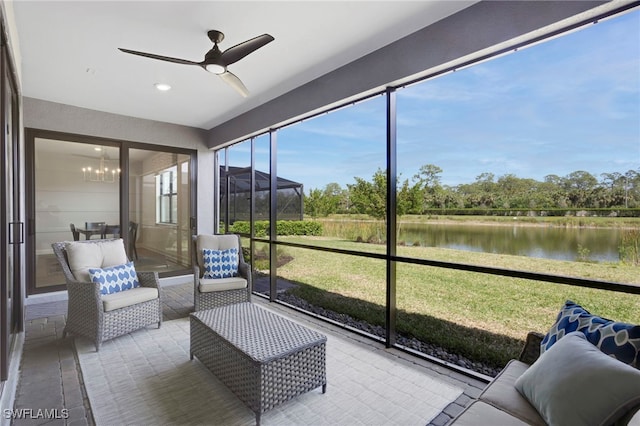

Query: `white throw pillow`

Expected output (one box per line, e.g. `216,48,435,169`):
515,331,640,426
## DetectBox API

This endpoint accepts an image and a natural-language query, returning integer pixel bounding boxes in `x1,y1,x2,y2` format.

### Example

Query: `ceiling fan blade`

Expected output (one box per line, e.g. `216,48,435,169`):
219,34,274,66
219,71,249,97
118,48,200,66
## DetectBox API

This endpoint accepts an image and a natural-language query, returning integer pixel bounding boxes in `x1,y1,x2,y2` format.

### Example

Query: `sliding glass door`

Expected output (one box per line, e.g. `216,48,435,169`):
30,138,120,292
128,149,192,274
1,44,21,380
27,131,196,294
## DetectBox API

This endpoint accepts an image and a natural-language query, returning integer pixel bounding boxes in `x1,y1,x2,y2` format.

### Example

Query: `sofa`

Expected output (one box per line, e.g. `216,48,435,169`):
451,301,640,426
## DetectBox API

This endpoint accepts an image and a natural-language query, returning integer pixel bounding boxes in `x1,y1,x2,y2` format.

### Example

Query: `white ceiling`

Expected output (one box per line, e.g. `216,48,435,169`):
11,1,477,130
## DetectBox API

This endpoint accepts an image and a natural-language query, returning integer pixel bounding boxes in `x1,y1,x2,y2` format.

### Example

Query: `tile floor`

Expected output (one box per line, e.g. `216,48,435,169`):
12,281,486,425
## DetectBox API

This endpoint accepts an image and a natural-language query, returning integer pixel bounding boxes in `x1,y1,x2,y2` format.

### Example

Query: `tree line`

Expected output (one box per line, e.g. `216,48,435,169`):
304,165,640,218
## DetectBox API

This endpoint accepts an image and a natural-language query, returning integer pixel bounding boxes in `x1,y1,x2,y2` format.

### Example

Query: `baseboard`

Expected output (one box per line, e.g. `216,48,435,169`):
159,274,192,287
25,291,68,305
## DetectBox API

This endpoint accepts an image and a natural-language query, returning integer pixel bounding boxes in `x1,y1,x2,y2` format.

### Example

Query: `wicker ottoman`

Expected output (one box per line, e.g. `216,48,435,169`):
190,302,327,425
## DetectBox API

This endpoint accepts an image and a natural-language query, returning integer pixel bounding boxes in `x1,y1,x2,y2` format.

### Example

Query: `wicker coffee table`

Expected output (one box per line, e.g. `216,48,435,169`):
190,302,327,425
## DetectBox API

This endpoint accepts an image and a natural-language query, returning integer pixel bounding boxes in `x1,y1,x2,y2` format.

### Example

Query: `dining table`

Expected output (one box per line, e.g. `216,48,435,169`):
76,225,120,240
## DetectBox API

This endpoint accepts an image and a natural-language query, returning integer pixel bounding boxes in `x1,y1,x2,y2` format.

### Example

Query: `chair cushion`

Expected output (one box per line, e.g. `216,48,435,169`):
541,300,640,368
66,239,128,282
196,234,239,273
199,277,247,293
89,262,140,295
202,248,238,278
515,332,640,426
101,287,159,312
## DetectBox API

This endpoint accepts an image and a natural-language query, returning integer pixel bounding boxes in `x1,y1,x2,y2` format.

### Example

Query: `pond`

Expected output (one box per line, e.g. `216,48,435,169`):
398,222,622,263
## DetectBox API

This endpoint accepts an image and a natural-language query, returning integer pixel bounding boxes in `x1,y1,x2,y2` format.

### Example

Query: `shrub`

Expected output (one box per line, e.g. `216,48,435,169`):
577,244,592,262
619,229,640,266
229,220,322,237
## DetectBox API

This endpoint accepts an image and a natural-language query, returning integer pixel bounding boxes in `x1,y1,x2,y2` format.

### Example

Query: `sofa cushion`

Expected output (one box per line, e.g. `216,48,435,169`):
199,277,247,293
89,262,140,295
101,287,159,312
478,359,546,425
541,300,640,368
202,248,238,279
516,332,640,426
450,401,530,426
66,239,128,282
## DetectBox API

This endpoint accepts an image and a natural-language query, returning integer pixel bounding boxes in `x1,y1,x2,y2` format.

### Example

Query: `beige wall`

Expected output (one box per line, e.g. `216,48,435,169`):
135,152,191,265
33,144,120,253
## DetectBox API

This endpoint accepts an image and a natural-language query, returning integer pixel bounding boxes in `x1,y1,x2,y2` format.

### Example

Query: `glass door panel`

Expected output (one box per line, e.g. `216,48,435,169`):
1,61,20,379
32,139,120,291
129,149,191,274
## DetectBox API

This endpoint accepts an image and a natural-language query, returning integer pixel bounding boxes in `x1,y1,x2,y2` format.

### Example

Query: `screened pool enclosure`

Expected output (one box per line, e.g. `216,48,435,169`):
220,166,304,224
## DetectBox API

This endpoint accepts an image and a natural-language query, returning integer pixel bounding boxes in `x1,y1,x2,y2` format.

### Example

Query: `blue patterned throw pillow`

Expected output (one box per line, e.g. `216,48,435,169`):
202,248,238,279
89,262,140,295
541,300,640,369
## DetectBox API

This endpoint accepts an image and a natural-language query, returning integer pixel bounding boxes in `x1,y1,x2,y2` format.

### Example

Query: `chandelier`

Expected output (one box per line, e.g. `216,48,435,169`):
82,156,121,183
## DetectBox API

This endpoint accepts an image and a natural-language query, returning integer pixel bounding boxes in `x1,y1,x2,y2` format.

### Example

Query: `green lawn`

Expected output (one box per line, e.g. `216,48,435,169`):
270,236,640,369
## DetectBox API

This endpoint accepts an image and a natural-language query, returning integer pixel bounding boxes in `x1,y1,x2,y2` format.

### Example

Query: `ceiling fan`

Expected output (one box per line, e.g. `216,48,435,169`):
119,30,274,97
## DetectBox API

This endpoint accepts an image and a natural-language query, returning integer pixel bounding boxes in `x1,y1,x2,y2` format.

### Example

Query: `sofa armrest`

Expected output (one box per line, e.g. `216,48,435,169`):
518,331,544,365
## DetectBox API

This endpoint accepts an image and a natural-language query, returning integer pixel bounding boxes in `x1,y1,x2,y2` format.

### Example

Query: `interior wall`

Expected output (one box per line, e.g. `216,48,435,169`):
23,97,216,234
136,151,190,264
207,0,610,147
33,147,119,253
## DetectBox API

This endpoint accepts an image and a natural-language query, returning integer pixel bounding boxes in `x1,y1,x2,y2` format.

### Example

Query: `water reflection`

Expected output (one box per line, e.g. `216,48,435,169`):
399,223,622,262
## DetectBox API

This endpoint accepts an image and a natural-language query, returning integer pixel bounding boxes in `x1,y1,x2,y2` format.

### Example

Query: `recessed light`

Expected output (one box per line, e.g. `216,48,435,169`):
154,83,172,91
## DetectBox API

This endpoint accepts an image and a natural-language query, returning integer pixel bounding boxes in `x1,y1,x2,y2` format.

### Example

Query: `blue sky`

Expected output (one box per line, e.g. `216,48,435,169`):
232,9,640,192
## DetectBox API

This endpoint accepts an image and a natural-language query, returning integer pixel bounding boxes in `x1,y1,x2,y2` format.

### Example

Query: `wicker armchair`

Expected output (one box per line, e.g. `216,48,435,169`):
52,239,162,351
518,331,544,365
193,234,251,311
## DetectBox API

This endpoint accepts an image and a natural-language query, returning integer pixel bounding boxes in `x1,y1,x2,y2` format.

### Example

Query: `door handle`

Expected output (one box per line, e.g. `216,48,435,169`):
9,221,24,244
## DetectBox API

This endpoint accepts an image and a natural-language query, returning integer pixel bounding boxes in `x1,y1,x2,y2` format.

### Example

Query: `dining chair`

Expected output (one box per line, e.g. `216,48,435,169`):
69,223,80,241
129,221,139,260
102,224,121,239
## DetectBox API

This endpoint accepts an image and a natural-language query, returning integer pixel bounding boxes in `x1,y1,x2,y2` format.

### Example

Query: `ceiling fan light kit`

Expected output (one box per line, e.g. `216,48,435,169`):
205,64,226,75
119,30,274,97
